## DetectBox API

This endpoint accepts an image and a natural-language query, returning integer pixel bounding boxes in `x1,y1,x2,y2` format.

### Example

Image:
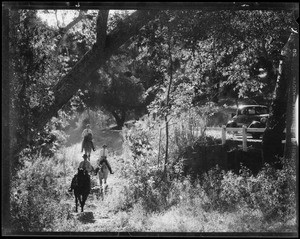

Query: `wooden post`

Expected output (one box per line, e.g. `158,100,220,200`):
222,125,226,145
63,149,67,185
242,125,247,151
157,127,162,166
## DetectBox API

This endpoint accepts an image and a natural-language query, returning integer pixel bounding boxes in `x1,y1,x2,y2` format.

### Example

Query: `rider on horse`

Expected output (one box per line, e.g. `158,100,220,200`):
81,124,96,157
68,154,94,193
95,144,114,175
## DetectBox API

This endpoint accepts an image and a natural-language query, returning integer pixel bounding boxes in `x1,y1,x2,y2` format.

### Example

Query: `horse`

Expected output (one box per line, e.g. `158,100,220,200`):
82,133,94,160
71,168,91,212
96,161,109,198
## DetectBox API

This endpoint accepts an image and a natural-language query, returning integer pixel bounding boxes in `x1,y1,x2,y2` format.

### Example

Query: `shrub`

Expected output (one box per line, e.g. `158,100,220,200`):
120,120,184,213
10,155,72,232
200,165,226,211
200,158,296,223
251,157,296,221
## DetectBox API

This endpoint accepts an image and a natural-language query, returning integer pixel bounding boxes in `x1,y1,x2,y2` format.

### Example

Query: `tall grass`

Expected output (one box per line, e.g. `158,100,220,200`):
114,113,297,232
10,154,73,232
10,110,297,233
108,160,296,232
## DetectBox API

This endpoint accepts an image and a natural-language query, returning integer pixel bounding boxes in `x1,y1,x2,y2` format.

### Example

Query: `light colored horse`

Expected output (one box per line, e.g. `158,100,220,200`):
97,162,109,199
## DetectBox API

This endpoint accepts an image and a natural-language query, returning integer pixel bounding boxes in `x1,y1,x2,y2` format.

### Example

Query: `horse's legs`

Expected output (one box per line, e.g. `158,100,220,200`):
81,199,84,212
98,173,102,188
98,176,104,199
85,148,91,161
81,194,88,212
75,195,78,212
99,178,103,191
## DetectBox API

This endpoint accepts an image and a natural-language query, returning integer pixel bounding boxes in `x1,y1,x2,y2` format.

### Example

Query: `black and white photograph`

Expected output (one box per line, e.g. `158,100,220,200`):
2,1,299,236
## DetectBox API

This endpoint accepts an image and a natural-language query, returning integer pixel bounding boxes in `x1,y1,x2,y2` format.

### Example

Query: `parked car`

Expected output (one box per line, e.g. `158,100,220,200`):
226,105,269,139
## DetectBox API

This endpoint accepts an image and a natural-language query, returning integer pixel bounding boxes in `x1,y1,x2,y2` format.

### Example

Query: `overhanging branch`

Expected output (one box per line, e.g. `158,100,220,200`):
34,10,159,130
96,10,109,47
55,10,93,55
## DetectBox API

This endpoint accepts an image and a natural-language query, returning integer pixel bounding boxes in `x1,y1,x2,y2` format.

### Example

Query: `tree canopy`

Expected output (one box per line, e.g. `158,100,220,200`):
5,5,297,160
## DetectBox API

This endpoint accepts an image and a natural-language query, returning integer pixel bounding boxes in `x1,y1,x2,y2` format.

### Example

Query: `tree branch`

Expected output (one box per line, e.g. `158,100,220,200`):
56,10,92,54
105,10,159,53
96,10,109,47
34,10,159,131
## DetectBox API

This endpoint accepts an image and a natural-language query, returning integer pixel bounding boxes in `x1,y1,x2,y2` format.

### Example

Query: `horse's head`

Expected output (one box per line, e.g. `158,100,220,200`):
77,168,89,186
78,168,85,176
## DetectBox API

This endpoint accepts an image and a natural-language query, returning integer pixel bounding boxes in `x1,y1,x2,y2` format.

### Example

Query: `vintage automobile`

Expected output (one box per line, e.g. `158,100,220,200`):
226,105,269,139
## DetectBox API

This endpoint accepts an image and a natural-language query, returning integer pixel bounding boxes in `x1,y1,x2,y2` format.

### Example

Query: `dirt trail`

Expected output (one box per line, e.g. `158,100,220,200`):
63,128,126,231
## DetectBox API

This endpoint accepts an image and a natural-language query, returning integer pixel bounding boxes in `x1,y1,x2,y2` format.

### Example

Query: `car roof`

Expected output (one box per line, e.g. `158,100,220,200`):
238,105,268,109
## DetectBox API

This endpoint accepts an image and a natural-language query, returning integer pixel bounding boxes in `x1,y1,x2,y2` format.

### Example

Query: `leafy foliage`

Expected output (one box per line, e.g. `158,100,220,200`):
200,158,296,222
136,10,293,108
10,155,72,232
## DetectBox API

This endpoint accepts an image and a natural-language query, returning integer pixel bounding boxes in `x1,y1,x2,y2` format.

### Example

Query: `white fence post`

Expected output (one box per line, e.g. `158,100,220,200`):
242,125,247,151
222,125,226,145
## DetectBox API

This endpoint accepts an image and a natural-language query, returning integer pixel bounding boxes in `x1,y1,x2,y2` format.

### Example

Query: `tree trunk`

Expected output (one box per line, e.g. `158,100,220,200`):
164,36,174,173
4,9,158,157
2,7,11,234
284,31,298,159
111,109,126,129
262,31,298,164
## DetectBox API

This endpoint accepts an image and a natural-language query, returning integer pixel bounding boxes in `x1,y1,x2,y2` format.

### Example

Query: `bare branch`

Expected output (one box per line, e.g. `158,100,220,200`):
56,10,94,54
54,10,60,29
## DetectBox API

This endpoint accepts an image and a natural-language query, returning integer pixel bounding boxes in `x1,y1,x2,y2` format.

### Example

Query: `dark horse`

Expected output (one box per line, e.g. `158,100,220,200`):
82,133,95,160
71,168,91,212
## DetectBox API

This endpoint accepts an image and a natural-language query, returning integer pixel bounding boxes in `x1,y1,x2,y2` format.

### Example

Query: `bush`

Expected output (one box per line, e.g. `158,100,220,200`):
18,122,68,162
10,155,72,232
200,165,226,211
120,120,184,213
251,157,296,221
200,158,296,222
119,113,296,229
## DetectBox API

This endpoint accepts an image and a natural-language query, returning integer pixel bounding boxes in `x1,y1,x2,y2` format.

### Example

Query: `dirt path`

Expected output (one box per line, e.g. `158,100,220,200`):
62,128,127,231
65,167,126,231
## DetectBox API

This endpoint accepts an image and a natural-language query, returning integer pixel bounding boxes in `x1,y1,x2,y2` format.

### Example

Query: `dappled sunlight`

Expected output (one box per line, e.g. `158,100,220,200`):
7,5,297,234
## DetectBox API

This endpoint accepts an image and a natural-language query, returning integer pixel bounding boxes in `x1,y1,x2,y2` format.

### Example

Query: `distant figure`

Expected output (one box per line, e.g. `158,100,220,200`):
95,144,114,175
82,123,93,138
81,124,95,160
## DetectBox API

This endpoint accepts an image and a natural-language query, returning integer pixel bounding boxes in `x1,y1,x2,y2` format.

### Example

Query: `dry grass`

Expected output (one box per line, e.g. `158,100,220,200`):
52,125,297,233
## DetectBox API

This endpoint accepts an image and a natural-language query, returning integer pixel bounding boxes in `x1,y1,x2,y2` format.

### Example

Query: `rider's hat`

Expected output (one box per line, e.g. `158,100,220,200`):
86,124,90,127
83,154,88,159
102,144,107,148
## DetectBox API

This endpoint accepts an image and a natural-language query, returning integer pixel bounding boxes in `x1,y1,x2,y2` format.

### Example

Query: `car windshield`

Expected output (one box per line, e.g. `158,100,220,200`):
255,107,268,114
238,106,268,115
